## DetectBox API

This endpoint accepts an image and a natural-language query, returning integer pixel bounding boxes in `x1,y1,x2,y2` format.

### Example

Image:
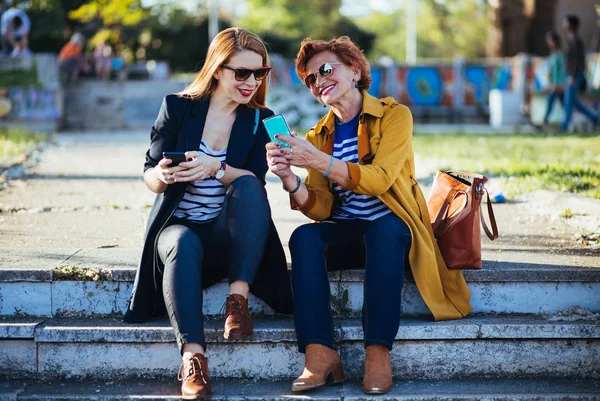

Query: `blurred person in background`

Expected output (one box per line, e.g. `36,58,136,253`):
93,40,112,80
561,14,598,131
0,7,30,56
58,33,89,83
542,31,565,126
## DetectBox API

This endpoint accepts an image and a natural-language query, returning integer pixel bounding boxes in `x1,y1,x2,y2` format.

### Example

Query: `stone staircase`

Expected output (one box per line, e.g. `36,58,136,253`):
62,80,187,130
1,129,599,399
1,249,599,394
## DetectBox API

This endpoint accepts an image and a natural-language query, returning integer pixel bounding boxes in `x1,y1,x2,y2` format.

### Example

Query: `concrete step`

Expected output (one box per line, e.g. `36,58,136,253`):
1,247,598,317
1,378,598,400
1,315,598,380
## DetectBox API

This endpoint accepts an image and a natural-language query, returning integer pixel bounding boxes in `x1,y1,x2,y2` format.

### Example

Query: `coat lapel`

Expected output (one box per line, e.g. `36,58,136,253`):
225,104,256,168
182,97,257,168
183,98,210,152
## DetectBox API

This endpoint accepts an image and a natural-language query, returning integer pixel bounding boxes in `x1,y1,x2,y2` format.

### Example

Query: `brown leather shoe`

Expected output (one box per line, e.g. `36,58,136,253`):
224,294,253,340
363,344,392,394
292,344,345,392
178,353,212,399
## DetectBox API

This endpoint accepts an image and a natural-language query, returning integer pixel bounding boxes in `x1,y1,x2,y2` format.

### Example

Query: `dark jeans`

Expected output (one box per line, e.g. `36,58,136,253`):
157,175,271,353
562,72,598,130
543,88,565,124
0,35,12,55
290,213,411,353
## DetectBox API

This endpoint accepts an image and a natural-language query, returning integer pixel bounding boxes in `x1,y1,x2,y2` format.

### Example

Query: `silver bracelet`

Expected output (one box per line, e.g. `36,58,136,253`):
284,175,302,194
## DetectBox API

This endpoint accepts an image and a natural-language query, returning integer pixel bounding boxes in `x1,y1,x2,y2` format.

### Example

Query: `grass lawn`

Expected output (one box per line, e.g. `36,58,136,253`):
413,133,600,200
0,128,46,167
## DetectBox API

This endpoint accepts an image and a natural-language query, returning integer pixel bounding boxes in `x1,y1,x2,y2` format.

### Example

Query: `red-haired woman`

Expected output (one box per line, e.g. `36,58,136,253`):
125,27,292,399
267,36,472,394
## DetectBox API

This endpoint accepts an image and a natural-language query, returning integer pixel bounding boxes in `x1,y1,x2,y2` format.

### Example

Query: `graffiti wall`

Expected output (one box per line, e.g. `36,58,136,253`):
270,57,517,118
270,52,599,112
7,88,62,120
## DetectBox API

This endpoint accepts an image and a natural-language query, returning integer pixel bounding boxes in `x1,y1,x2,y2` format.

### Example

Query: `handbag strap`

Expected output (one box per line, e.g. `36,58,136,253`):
480,189,499,240
432,189,468,238
433,180,498,241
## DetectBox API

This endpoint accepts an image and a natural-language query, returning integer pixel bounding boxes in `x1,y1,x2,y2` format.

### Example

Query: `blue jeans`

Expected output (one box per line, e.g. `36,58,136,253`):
290,214,411,353
157,175,271,352
561,72,598,130
0,35,12,55
543,89,564,124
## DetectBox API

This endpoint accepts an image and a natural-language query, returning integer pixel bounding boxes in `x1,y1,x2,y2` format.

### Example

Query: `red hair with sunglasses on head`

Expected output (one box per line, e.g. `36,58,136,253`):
126,27,293,400
266,36,472,395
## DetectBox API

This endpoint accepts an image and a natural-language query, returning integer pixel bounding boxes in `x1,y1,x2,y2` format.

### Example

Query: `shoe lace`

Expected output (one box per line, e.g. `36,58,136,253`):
227,297,244,317
177,356,208,385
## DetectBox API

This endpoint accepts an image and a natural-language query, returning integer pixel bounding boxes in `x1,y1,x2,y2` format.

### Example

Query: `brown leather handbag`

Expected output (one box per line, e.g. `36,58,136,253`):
426,171,498,270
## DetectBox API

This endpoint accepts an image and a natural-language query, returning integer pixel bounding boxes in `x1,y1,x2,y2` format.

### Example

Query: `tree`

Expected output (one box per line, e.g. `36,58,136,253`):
27,0,89,52
144,8,231,73
66,0,149,61
355,0,488,62
239,0,374,58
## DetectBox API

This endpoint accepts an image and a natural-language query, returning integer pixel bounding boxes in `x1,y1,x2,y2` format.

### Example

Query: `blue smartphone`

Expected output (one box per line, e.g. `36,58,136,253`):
262,114,292,149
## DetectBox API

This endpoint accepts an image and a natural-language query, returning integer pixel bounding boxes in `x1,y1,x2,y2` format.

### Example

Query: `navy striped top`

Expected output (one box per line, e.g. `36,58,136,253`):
173,141,227,222
332,113,391,221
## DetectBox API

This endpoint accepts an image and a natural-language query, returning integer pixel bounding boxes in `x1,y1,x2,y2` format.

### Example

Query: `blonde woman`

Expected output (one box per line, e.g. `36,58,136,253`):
124,28,293,399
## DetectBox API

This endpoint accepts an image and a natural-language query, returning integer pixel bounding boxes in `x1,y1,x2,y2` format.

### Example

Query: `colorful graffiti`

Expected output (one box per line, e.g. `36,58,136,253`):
464,65,512,105
8,88,61,120
395,66,453,107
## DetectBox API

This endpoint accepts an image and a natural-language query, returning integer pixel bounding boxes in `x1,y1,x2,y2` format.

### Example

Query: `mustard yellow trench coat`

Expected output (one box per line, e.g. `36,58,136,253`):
292,91,472,321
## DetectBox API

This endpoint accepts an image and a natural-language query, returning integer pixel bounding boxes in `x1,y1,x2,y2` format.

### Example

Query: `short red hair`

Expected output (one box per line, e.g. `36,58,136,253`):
295,36,372,91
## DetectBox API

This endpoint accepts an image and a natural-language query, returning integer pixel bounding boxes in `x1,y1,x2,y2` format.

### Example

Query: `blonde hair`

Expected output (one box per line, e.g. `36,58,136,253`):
178,27,270,108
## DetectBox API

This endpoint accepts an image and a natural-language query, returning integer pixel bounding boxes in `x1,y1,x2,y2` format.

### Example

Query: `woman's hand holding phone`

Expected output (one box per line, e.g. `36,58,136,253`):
171,151,220,182
276,133,323,170
266,141,293,179
155,156,188,185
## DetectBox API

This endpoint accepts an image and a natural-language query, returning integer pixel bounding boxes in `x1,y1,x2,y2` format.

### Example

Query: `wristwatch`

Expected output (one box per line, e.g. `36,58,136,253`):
214,161,227,179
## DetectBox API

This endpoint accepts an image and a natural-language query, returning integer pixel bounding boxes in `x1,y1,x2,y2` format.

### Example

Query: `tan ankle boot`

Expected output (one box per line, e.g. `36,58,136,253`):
363,345,392,394
224,294,253,340
178,353,212,399
292,344,345,392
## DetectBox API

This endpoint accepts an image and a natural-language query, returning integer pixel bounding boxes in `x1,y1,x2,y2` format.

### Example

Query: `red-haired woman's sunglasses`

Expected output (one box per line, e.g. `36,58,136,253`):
222,65,271,81
304,62,341,89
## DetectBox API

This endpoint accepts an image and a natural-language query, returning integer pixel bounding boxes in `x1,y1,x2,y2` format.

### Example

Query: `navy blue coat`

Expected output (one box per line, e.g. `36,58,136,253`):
124,94,293,323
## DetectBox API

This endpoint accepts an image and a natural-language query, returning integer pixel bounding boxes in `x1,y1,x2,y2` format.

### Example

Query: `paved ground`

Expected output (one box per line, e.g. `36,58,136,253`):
0,129,598,271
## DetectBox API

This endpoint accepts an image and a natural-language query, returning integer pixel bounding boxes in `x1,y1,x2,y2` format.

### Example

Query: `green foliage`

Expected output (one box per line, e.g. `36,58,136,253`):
413,133,600,199
355,0,488,62
0,128,46,166
330,289,351,316
67,0,146,26
53,265,112,281
28,0,89,53
0,67,39,87
239,0,374,59
144,11,231,73
559,208,574,219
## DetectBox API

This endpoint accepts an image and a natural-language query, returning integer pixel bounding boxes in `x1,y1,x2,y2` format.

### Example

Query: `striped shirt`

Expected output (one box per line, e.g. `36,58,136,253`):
173,141,227,222
332,113,391,221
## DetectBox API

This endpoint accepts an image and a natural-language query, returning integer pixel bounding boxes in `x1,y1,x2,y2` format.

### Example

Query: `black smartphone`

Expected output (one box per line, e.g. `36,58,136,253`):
162,151,188,166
